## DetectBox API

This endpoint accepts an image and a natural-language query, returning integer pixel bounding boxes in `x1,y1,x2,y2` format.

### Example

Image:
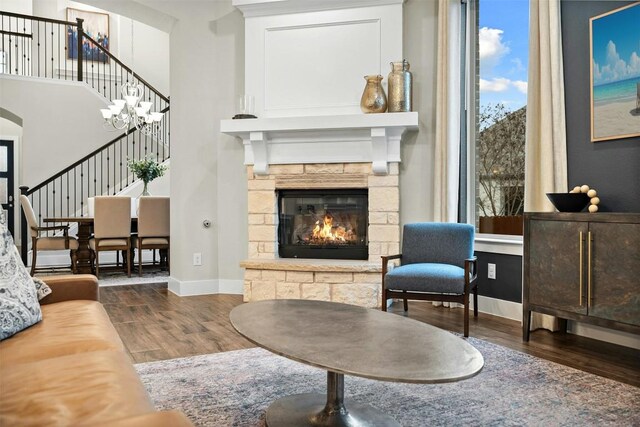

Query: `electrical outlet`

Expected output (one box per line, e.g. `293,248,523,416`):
488,263,496,280
193,253,202,266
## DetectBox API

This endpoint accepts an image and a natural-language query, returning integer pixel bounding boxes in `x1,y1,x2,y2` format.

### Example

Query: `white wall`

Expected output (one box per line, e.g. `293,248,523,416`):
29,0,170,95
0,76,112,186
0,0,33,14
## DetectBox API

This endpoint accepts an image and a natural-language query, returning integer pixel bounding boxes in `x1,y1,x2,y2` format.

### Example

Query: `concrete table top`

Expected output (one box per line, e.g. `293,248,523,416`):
230,299,484,384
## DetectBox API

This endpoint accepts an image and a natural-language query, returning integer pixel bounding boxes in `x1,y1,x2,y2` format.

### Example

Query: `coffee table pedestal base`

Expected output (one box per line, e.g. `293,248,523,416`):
266,372,400,427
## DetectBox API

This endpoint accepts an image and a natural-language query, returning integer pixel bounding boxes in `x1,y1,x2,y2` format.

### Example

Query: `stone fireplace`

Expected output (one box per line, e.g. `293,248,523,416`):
235,160,402,308
221,0,417,308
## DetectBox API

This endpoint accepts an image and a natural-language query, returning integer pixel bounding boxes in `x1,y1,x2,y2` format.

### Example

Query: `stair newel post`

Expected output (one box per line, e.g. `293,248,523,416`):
19,186,29,264
76,18,84,82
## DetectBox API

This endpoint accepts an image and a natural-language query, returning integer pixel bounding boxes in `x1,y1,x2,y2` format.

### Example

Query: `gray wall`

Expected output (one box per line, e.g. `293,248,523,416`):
477,1,640,306
561,0,640,213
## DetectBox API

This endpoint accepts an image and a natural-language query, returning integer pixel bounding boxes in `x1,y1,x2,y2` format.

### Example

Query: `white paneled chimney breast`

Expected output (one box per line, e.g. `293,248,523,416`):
221,0,417,175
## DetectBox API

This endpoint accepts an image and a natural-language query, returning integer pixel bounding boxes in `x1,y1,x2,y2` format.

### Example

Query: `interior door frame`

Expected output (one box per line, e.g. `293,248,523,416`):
0,136,19,240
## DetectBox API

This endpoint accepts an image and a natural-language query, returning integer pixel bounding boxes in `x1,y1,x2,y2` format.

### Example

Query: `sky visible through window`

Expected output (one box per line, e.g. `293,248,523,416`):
479,0,529,111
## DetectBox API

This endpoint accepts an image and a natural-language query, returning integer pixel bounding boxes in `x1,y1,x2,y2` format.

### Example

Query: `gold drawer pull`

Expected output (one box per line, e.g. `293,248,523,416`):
579,231,583,306
588,231,592,308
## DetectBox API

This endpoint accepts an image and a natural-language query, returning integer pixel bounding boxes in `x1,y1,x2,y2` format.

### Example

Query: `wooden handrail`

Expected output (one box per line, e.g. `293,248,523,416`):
0,10,76,26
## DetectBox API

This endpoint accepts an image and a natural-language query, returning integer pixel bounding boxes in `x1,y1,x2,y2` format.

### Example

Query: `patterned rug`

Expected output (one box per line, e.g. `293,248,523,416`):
135,337,640,426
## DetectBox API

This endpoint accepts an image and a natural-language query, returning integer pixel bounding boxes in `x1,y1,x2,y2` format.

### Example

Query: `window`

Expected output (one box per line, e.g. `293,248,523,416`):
466,0,529,236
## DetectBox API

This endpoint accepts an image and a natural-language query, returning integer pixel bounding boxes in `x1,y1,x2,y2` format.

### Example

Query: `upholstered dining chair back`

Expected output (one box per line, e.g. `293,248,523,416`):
401,223,474,268
94,196,132,239
19,195,39,238
138,197,170,238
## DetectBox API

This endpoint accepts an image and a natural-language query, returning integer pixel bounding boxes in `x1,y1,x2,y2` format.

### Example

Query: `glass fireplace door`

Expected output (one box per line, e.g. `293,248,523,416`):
278,189,368,260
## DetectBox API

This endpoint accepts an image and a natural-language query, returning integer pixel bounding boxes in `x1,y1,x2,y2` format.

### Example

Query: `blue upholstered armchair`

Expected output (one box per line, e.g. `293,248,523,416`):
381,223,478,337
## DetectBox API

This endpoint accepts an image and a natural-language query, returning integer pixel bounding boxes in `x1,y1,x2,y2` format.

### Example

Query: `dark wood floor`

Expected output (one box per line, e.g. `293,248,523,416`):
100,283,640,387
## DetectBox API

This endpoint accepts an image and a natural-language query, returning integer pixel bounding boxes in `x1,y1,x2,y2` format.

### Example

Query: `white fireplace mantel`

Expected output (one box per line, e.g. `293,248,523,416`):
220,112,418,175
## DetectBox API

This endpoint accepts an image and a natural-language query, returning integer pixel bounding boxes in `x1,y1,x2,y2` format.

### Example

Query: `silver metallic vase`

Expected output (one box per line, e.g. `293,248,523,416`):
360,75,387,114
387,60,412,112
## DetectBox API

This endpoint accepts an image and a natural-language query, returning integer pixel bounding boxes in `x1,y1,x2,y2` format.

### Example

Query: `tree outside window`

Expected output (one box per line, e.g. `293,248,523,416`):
474,0,528,236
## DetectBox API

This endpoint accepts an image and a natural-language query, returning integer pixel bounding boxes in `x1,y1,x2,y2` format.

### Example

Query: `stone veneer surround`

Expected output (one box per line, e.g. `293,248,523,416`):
241,162,400,308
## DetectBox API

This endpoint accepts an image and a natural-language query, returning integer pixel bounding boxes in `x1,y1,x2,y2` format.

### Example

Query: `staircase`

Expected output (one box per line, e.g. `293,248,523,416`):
0,11,170,262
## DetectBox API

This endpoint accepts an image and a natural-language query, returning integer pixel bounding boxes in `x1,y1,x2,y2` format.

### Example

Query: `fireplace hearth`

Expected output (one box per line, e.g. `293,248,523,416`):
278,189,368,260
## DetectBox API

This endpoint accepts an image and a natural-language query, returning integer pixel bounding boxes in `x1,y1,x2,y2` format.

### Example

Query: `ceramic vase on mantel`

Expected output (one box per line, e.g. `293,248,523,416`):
360,75,387,113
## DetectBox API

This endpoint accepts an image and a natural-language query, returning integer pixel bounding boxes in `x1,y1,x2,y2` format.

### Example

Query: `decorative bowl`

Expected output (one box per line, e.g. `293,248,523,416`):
546,193,590,212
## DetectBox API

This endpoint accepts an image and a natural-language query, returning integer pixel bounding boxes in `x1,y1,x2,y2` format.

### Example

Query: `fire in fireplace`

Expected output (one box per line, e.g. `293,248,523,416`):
278,189,368,260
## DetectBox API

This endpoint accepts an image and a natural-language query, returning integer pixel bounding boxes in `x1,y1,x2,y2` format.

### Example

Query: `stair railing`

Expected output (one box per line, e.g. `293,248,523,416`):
1,11,172,263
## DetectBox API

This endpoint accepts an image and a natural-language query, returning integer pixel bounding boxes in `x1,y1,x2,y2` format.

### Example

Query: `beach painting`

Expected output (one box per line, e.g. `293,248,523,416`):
590,2,640,142
67,8,110,63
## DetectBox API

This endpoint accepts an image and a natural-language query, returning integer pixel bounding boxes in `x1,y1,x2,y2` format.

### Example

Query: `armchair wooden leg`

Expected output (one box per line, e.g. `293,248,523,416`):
138,239,143,277
30,238,37,276
95,251,100,279
463,292,470,337
381,288,387,312
403,291,408,312
473,284,478,317
126,246,131,277
70,249,77,274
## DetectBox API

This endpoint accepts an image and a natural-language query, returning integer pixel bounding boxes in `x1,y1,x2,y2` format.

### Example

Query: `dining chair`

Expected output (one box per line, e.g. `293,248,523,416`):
19,195,79,276
134,196,170,276
89,196,132,278
381,222,478,337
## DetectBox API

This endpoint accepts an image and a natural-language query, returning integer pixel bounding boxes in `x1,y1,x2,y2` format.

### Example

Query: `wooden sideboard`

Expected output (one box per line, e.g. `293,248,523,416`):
523,212,640,341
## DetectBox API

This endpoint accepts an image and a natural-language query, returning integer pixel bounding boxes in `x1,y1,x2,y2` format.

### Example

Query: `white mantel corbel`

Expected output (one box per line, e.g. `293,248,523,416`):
221,113,418,176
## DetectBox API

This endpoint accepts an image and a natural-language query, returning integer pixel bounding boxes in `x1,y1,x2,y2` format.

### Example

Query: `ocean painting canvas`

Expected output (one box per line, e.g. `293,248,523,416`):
590,2,640,142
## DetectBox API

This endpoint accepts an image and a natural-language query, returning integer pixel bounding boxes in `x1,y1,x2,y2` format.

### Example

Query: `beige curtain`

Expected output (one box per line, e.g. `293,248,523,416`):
433,0,461,223
525,0,568,331
433,0,462,309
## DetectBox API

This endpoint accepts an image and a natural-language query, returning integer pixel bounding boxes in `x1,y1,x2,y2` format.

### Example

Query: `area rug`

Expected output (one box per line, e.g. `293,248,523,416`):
96,270,169,287
135,337,640,426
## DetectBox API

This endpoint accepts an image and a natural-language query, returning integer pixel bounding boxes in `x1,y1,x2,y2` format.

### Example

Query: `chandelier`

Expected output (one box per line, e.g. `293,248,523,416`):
100,82,164,139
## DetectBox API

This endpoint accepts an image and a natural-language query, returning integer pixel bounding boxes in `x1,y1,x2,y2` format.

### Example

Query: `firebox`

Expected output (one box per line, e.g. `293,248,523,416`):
278,189,368,260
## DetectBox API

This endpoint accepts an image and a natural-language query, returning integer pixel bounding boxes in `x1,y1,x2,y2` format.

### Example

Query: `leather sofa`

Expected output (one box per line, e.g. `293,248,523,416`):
0,275,193,426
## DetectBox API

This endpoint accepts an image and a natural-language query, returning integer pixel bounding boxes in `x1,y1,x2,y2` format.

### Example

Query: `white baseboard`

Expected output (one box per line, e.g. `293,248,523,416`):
219,279,243,294
472,295,522,321
568,321,640,350
471,296,639,349
168,278,218,296
167,278,244,296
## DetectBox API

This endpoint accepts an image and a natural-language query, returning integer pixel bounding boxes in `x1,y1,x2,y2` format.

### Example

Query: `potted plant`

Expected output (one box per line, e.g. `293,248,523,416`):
127,156,168,196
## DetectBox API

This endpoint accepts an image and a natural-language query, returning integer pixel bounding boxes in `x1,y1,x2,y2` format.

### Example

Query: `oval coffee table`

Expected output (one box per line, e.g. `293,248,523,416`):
230,300,484,426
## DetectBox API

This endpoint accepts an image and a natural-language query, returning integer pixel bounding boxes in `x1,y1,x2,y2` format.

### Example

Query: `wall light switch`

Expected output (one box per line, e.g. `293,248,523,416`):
193,253,202,266
488,263,496,280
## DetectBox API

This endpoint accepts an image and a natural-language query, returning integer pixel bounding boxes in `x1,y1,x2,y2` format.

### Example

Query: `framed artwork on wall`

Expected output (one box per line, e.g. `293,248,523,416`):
589,2,640,142
66,8,110,63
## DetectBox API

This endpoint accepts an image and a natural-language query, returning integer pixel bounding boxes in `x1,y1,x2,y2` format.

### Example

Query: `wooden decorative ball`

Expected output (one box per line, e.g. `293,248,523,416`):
580,185,590,193
587,189,597,198
590,197,600,205
588,204,598,213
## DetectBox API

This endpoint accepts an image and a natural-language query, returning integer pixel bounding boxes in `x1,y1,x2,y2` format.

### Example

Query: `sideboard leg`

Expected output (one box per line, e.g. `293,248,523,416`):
523,309,531,342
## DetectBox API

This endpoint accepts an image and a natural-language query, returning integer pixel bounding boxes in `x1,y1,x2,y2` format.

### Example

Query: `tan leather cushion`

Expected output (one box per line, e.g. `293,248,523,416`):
89,238,129,250
138,197,169,238
0,301,124,367
94,196,132,239
36,236,79,251
134,237,169,246
0,350,155,427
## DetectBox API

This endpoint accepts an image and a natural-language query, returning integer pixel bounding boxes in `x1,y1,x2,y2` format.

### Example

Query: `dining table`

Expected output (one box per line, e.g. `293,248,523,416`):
44,216,138,274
